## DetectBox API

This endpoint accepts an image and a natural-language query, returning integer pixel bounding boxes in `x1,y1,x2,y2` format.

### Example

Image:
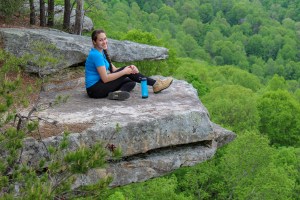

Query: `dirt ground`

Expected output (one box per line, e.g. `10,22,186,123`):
0,14,41,28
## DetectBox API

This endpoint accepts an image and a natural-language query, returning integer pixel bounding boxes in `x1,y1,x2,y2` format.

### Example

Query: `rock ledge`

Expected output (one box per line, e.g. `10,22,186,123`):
21,76,236,187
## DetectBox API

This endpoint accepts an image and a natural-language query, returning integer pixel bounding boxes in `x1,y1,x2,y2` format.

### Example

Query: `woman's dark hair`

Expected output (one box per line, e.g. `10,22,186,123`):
91,29,113,73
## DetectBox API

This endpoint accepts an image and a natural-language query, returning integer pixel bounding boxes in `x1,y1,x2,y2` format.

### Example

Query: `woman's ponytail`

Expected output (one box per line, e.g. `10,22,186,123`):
103,49,113,73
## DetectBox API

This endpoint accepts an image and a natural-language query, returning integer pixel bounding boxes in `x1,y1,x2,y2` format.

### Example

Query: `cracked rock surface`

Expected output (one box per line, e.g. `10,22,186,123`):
21,76,236,187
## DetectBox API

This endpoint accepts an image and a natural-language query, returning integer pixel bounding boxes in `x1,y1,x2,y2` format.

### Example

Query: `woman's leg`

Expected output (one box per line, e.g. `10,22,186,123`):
119,77,136,92
115,66,156,86
86,66,167,98
86,76,130,98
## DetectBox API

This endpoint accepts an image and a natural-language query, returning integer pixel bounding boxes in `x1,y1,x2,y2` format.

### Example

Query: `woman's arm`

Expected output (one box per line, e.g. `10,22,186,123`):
112,64,138,74
111,63,118,72
97,66,133,83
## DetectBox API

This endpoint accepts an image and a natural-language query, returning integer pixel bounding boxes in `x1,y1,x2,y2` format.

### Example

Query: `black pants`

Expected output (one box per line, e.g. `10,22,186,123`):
86,66,156,98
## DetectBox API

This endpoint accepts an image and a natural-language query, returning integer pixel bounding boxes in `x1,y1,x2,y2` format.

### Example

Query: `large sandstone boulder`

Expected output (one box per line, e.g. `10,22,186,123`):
0,28,168,75
20,76,236,187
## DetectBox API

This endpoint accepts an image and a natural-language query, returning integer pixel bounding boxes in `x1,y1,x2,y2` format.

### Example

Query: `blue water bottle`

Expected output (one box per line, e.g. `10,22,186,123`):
141,77,148,98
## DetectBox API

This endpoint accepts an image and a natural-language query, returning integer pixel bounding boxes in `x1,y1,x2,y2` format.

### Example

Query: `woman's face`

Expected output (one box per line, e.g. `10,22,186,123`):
93,32,108,50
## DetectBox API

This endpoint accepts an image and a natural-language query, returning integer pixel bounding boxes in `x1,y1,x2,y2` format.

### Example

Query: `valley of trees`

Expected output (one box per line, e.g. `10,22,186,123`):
88,0,300,199
0,0,299,199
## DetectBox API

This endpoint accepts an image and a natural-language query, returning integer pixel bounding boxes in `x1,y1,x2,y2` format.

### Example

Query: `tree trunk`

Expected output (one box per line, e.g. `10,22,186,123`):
63,0,71,31
74,0,84,35
29,0,36,25
47,0,54,27
40,0,46,26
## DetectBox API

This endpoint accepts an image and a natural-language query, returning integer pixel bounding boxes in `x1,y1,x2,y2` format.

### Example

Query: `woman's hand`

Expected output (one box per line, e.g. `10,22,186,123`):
129,65,139,74
123,66,134,75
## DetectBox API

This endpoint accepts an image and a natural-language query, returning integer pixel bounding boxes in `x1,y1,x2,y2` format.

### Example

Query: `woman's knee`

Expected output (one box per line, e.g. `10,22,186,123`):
121,81,136,92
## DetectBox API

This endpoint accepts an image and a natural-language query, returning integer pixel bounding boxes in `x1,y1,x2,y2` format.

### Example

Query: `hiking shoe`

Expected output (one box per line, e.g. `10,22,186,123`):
153,77,173,93
108,91,130,100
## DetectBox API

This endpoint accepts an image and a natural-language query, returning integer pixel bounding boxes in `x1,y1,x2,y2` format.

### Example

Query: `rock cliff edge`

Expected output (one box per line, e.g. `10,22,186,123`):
21,76,236,187
0,27,235,188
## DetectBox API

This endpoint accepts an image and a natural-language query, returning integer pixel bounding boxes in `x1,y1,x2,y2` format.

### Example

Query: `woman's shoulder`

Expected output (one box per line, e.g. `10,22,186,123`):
89,48,103,58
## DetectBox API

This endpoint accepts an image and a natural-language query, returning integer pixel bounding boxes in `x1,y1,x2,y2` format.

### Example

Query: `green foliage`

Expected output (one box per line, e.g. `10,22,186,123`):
219,132,294,199
273,146,300,195
295,89,300,102
171,132,297,200
53,95,70,106
64,143,107,174
265,74,288,91
184,73,209,97
257,90,300,147
0,50,27,127
107,175,192,200
121,29,163,46
89,0,300,83
174,159,226,200
22,41,64,77
203,85,260,133
115,29,180,77
211,40,249,69
0,127,111,199
0,51,111,199
0,0,25,19
210,66,262,92
3,0,300,198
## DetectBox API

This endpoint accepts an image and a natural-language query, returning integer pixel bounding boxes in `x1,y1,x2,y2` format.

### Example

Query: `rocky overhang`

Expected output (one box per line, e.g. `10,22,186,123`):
20,76,236,187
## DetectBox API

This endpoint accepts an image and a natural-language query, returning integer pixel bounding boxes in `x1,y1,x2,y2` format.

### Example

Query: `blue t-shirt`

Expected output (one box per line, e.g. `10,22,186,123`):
85,48,110,88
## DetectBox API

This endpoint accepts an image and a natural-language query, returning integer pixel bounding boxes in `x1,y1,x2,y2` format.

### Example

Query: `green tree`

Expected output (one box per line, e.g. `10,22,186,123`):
181,18,204,44
286,80,299,93
108,175,192,200
176,31,200,59
109,10,129,38
257,90,300,147
245,34,264,57
210,14,231,37
220,132,295,200
0,0,25,19
204,30,224,56
198,3,214,23
283,61,300,81
211,66,262,92
265,74,287,91
227,1,249,25
156,4,179,23
277,43,298,61
248,55,266,78
273,147,300,199
211,0,233,14
269,3,286,21
174,132,297,199
146,13,160,31
121,29,162,46
175,159,226,200
202,85,259,133
211,40,249,68
121,29,179,76
295,89,300,103
176,1,198,20
143,0,163,13
184,73,210,97
264,58,284,78
260,27,284,61
128,2,144,30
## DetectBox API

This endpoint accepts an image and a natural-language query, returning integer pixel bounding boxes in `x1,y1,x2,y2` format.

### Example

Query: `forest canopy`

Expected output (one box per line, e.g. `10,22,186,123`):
0,0,299,199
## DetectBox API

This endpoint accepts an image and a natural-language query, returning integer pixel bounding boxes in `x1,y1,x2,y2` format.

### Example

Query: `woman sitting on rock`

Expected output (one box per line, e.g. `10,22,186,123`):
85,29,173,100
